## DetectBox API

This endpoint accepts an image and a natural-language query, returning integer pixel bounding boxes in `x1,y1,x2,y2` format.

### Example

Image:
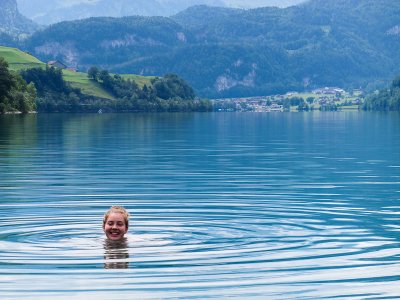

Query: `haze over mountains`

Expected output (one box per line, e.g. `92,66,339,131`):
0,0,37,36
16,0,306,25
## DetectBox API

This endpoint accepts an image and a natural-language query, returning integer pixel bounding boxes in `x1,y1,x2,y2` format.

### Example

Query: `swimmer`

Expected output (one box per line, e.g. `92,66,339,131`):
103,206,129,241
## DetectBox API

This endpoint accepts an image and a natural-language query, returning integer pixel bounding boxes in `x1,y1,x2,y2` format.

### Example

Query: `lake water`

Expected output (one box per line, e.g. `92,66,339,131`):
0,112,399,299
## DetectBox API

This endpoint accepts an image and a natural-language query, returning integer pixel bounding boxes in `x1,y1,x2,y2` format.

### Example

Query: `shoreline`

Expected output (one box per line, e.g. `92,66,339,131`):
2,111,37,115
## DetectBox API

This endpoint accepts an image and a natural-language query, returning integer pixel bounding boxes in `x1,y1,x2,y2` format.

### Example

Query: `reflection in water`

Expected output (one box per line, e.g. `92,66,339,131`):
103,238,129,269
0,112,399,299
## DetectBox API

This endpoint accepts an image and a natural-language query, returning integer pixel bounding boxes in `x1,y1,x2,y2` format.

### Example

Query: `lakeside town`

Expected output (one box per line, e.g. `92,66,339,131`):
212,87,364,112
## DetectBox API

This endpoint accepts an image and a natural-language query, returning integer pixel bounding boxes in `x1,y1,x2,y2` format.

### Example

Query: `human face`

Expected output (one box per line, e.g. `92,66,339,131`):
103,212,128,241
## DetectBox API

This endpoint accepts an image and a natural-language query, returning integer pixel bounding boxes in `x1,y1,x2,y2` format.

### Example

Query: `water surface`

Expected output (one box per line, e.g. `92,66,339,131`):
0,112,399,299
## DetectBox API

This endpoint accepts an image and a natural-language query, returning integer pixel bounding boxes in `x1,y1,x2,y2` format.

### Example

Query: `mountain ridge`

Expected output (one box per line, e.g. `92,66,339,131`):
16,0,306,25
3,0,400,98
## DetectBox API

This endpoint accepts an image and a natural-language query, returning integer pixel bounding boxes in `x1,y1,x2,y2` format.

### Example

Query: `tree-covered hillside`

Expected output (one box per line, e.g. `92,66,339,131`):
0,46,208,113
362,75,400,111
19,0,400,98
25,16,189,68
0,57,36,113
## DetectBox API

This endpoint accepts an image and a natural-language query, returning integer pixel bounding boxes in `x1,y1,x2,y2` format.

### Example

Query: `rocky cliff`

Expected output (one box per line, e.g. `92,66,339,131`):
0,0,37,37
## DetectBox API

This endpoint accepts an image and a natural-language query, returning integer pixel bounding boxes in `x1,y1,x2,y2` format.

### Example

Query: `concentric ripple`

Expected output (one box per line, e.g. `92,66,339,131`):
0,112,399,299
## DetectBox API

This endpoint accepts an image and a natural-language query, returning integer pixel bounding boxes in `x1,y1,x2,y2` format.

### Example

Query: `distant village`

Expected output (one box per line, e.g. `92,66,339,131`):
212,87,364,112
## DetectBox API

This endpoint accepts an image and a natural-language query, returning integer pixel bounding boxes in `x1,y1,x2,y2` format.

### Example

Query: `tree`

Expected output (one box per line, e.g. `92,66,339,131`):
9,75,37,113
152,79,171,100
0,58,36,113
392,76,400,89
98,69,112,89
306,97,315,104
289,97,303,106
151,74,195,100
362,74,400,111
297,99,309,111
21,66,67,95
0,58,14,102
87,66,99,81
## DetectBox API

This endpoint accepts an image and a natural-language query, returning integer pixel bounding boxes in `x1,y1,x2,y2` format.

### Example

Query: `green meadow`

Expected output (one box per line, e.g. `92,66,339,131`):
120,74,155,87
0,46,44,71
0,46,152,100
62,69,115,99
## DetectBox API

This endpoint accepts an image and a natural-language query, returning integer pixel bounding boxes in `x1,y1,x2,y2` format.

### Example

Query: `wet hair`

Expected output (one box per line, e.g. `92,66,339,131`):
103,206,130,229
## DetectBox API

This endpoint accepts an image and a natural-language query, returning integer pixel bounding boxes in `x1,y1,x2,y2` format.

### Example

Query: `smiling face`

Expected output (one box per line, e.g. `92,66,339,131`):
103,212,128,241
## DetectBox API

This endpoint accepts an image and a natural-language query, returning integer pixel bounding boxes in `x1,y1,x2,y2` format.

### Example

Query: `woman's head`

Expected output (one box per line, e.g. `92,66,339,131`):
103,206,130,240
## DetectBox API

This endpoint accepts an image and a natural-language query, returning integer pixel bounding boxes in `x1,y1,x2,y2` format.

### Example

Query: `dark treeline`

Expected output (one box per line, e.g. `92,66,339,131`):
362,75,400,111
20,66,94,112
87,66,212,112
0,59,212,113
0,57,36,113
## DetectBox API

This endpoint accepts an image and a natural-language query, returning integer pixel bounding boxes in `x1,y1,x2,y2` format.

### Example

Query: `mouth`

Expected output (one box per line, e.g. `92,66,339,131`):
108,231,123,239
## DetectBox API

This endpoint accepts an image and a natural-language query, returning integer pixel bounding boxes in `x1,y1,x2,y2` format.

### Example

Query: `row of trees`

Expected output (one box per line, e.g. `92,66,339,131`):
0,59,211,114
20,66,90,112
87,66,211,112
0,57,36,113
0,59,213,113
362,76,400,111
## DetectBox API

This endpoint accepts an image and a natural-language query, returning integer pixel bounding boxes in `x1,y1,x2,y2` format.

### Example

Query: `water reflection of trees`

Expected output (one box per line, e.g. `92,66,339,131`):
0,114,37,154
103,238,130,269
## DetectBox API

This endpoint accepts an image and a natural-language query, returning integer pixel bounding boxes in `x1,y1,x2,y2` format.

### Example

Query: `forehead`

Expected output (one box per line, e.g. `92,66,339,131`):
106,212,126,222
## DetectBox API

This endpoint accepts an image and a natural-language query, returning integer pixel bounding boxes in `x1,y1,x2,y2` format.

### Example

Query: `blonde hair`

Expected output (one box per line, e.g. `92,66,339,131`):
103,206,130,228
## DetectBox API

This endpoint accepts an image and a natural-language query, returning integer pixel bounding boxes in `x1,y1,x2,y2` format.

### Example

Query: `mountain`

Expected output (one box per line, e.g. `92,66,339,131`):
16,0,305,25
21,0,400,98
224,0,305,9
0,0,37,37
25,16,188,68
17,0,224,24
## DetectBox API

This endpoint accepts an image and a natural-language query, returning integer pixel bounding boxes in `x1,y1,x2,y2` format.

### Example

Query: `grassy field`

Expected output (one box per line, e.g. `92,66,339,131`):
62,69,115,99
0,46,112,98
120,73,155,87
0,46,44,71
0,46,151,100
284,91,361,109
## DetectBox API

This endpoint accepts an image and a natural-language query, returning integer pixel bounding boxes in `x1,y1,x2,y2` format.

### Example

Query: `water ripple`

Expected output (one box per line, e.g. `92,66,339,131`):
0,112,399,299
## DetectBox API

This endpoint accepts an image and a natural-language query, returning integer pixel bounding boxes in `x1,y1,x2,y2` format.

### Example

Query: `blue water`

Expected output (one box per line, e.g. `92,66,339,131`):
0,112,399,299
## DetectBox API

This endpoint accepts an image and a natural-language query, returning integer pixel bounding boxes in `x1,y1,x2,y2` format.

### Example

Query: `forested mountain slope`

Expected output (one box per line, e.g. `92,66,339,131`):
21,0,400,97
